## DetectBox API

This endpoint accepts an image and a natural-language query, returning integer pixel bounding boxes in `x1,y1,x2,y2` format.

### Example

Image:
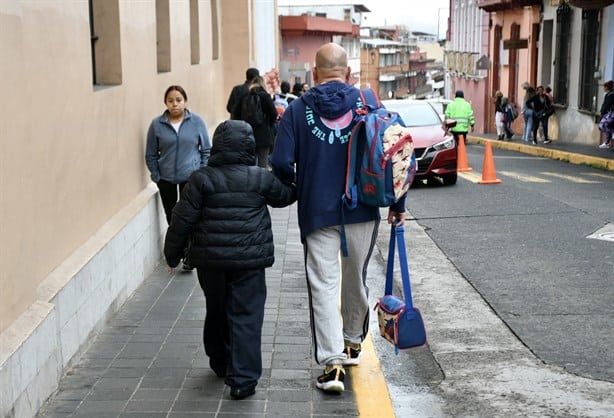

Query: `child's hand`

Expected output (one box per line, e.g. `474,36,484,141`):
167,266,175,274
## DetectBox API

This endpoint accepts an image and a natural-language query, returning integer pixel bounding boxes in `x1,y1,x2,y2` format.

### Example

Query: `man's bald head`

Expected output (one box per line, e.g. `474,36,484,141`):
313,43,351,85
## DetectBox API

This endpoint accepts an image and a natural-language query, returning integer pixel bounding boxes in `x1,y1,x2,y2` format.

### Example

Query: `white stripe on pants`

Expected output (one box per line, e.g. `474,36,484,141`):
304,220,378,365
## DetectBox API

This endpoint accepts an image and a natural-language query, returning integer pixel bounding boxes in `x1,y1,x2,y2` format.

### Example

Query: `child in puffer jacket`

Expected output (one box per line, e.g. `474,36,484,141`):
164,119,296,400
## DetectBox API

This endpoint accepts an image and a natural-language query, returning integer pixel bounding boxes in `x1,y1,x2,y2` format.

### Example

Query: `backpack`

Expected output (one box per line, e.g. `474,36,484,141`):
599,110,614,134
506,103,518,121
240,92,265,127
343,89,417,210
273,94,289,119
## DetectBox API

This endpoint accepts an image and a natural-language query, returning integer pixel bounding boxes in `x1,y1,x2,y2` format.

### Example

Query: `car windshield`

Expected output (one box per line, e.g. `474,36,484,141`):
385,103,442,127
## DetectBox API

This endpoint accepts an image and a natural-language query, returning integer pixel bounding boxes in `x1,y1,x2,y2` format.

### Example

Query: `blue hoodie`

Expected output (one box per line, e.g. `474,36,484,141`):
271,81,405,242
145,109,211,184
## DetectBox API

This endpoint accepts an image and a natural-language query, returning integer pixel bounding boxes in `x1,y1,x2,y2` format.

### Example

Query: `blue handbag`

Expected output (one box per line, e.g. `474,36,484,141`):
374,224,427,352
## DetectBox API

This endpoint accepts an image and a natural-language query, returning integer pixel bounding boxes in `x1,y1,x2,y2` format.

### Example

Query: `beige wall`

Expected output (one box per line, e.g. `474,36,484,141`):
0,0,259,332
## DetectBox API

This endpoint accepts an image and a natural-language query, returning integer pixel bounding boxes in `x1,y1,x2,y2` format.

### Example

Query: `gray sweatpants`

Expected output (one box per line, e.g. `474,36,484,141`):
303,220,379,365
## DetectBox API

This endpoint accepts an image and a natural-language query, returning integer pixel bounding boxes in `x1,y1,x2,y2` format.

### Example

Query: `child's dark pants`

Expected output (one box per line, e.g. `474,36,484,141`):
196,268,266,390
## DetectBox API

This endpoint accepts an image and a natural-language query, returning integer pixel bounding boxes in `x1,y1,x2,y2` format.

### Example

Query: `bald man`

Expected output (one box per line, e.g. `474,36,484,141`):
270,43,406,393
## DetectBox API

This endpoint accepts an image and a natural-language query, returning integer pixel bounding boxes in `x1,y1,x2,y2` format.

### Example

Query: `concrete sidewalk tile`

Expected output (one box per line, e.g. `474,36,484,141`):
85,387,134,401
130,388,179,400
73,399,128,414
218,399,266,414
124,399,174,412
170,399,221,413
94,377,140,390
266,400,311,415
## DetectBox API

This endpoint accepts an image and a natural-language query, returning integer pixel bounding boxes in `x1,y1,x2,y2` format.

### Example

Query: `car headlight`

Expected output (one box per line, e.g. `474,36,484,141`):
430,137,455,152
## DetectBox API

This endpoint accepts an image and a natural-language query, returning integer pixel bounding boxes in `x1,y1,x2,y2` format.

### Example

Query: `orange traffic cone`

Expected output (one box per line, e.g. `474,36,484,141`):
456,134,472,172
479,141,501,184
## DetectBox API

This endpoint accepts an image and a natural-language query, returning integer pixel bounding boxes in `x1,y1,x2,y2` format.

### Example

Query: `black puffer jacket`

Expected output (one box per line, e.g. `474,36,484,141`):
164,120,296,270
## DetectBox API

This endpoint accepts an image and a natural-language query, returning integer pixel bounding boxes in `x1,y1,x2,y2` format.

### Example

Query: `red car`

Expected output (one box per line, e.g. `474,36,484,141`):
382,99,458,185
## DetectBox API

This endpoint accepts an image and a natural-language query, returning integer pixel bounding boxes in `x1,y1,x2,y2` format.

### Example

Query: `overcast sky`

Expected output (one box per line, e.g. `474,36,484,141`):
278,0,450,37
361,0,450,36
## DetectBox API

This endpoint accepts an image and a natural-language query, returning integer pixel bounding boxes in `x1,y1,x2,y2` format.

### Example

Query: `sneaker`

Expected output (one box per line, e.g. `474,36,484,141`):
599,143,610,149
342,345,362,366
182,259,194,271
543,139,552,144
316,365,345,392
532,140,538,145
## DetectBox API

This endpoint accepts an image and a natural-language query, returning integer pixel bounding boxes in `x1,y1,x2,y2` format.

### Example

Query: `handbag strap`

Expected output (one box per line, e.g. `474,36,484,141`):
385,224,415,309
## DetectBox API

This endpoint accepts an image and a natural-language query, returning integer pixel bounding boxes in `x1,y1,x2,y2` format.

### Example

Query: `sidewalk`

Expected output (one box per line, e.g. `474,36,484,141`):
36,205,362,417
468,133,614,171
35,139,612,418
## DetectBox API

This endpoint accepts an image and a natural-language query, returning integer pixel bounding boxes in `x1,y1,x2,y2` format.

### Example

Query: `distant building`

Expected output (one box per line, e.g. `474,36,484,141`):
473,0,614,144
278,3,370,86
447,0,490,134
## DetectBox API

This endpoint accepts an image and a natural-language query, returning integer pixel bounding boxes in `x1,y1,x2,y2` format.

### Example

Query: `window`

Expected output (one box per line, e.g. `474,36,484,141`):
190,0,199,64
89,0,122,85
156,0,171,72
578,9,601,111
553,4,572,106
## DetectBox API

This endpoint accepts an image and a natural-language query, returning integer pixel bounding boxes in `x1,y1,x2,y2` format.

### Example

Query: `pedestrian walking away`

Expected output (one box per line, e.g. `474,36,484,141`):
527,85,554,145
444,90,475,144
521,83,536,142
163,119,296,400
494,91,506,141
598,80,614,149
145,84,211,231
270,42,407,393
226,67,260,119
237,75,278,168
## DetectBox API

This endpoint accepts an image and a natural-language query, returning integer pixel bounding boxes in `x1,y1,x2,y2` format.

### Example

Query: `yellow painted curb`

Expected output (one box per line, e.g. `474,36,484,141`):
351,334,396,417
467,136,614,172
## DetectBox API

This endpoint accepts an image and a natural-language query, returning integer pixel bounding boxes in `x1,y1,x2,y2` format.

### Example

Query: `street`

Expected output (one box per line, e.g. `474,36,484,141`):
371,142,614,417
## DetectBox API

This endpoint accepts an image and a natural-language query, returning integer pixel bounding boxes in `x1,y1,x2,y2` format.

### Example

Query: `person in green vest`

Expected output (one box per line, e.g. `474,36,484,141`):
444,90,475,144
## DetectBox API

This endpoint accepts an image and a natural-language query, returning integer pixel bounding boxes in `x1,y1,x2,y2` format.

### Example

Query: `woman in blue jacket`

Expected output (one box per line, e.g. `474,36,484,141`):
145,85,211,224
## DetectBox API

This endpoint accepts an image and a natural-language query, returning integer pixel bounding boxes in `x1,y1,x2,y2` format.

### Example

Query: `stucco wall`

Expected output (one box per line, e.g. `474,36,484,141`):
1,0,276,415
0,0,263,331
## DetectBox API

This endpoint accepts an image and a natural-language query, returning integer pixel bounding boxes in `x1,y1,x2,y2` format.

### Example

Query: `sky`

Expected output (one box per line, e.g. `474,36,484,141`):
361,0,450,37
278,0,450,38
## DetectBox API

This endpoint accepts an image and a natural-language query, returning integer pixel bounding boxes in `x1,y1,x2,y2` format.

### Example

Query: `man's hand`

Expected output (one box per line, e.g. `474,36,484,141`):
387,210,406,227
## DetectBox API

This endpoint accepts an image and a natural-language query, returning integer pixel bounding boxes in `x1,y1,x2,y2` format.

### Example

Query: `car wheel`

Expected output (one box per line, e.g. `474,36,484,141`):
441,172,457,185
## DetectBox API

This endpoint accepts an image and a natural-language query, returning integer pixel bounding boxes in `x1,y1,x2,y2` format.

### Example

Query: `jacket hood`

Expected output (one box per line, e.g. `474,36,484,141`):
208,120,256,167
300,81,360,119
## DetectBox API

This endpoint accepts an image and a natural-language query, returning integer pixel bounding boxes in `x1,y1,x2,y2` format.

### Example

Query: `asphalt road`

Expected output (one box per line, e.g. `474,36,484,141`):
369,143,614,416
412,144,614,380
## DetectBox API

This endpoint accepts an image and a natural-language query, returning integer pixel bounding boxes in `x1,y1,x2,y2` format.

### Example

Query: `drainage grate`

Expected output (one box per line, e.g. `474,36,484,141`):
587,223,614,242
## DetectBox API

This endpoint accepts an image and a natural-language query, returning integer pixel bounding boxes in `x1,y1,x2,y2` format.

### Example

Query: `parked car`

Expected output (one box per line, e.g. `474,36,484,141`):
382,99,458,185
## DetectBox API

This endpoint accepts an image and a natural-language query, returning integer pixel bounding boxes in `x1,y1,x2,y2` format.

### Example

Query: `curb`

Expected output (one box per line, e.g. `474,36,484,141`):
467,136,614,172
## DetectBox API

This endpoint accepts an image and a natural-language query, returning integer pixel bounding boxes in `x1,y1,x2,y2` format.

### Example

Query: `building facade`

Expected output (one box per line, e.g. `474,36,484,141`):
0,1,276,416
277,3,368,86
474,0,614,143
447,0,492,134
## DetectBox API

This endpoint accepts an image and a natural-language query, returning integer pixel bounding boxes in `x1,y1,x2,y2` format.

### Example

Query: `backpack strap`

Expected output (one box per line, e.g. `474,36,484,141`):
359,88,381,112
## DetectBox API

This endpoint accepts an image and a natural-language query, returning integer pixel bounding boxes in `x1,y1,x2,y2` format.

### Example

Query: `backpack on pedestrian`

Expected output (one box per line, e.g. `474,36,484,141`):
240,91,265,128
599,110,614,134
343,89,416,210
273,94,288,118
506,103,518,121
